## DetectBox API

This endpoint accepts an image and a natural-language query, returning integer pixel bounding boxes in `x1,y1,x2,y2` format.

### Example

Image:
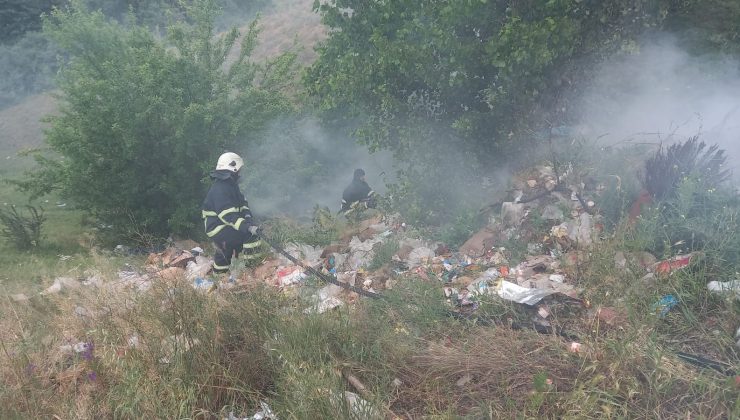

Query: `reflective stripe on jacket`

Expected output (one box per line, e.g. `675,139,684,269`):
202,174,254,238
341,179,375,212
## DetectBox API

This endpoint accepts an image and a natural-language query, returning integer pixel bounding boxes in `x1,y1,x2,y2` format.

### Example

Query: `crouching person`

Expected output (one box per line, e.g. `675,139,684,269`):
340,168,377,217
202,152,265,285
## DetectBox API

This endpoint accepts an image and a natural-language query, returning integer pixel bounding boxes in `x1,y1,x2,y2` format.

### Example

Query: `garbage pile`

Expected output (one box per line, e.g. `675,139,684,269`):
25,164,649,314
36,245,215,296
30,164,723,326
227,170,600,315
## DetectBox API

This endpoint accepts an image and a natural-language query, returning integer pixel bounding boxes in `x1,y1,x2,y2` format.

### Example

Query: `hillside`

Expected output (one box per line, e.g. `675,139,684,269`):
0,0,323,159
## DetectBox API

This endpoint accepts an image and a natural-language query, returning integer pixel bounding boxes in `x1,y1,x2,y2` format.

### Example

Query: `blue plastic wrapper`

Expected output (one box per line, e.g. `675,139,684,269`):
652,294,678,318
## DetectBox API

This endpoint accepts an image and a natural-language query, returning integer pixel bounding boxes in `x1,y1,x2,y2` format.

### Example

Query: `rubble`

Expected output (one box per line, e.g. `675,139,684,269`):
276,267,306,287
305,296,344,314
193,277,215,290
553,212,596,247
163,249,195,268
495,280,558,305
186,256,213,280
21,160,630,344
157,267,185,280
225,401,277,420
458,227,496,257
501,202,526,227
652,295,679,318
42,277,82,295
6,149,736,418
346,235,384,270
407,246,435,269
10,293,29,302
116,270,151,292
279,243,323,267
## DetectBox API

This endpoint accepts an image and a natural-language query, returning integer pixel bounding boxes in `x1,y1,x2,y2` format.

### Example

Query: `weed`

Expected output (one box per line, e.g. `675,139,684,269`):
434,207,482,249
0,204,45,250
643,136,730,201
264,208,340,248
632,178,740,271
368,239,399,271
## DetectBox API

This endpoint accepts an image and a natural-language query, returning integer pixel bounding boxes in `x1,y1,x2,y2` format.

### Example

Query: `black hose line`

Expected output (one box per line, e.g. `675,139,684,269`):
258,233,384,299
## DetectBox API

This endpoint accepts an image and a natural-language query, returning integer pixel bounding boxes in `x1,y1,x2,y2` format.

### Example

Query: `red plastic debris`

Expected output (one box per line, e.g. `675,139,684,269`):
653,253,696,275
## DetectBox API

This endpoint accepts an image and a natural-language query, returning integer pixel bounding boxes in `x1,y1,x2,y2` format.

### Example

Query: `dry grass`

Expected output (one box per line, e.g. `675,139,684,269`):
0,269,283,418
224,0,326,68
392,327,580,417
1,213,739,418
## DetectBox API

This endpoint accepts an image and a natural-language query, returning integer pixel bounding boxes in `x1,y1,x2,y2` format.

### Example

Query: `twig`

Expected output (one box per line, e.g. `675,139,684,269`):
342,369,403,419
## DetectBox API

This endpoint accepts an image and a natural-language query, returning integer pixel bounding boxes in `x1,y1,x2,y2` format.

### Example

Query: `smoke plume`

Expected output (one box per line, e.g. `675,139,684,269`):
576,36,740,177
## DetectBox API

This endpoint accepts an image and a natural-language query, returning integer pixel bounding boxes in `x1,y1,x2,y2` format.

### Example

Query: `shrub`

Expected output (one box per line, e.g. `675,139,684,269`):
643,136,730,201
18,0,295,241
633,177,740,272
0,204,45,250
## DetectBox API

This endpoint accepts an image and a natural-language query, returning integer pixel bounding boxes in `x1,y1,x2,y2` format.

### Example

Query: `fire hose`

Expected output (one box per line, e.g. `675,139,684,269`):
258,233,384,299
257,234,739,377
257,232,579,340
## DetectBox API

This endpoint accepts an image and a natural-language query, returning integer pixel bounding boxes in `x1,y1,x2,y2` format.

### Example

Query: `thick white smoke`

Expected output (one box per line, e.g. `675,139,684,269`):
240,117,393,218
576,36,740,176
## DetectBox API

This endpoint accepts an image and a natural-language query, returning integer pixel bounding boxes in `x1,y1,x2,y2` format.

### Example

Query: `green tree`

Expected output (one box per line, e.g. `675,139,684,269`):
305,0,674,223
307,1,671,157
664,0,740,55
22,0,295,239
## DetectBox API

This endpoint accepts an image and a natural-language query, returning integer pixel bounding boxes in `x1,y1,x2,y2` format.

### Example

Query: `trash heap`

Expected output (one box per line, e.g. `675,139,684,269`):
32,164,727,327
218,164,607,315
36,244,213,297
230,163,720,326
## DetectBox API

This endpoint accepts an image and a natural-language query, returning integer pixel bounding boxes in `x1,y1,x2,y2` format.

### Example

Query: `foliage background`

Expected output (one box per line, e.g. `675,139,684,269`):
17,0,295,239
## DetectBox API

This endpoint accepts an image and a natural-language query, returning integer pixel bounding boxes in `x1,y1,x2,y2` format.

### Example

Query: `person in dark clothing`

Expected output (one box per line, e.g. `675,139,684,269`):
340,168,376,214
202,152,264,274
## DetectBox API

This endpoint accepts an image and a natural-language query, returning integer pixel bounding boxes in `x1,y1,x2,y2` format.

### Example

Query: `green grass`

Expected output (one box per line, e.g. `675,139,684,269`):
367,239,399,271
1,230,738,418
0,151,92,294
0,140,738,418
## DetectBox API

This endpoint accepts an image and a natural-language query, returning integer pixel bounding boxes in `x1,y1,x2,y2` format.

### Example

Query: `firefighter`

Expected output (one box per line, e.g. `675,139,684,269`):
340,168,376,215
202,152,264,275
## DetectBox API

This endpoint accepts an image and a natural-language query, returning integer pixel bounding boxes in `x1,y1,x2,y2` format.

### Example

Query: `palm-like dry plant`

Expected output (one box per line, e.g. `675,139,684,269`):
643,136,730,200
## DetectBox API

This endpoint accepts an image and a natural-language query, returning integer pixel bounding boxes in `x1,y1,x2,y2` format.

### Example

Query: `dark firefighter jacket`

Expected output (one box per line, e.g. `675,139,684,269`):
201,171,255,239
341,178,375,212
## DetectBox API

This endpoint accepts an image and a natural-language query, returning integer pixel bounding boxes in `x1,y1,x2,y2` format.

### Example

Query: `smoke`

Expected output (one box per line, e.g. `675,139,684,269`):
575,36,740,176
240,117,394,218
244,35,740,221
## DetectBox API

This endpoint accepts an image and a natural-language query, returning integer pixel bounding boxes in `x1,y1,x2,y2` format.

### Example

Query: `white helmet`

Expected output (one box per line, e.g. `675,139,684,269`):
216,152,244,173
